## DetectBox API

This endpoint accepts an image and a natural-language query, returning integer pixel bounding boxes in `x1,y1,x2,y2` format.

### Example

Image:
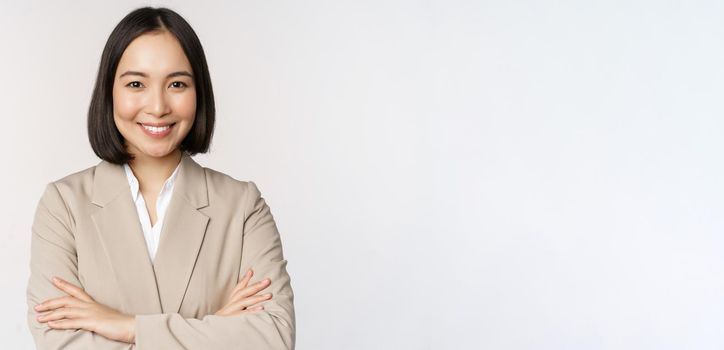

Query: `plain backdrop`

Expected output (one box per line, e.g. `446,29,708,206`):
2,0,724,349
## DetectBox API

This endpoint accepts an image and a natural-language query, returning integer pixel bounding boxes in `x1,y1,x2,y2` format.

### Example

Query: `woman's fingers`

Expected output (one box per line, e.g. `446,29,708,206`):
213,270,274,317
35,295,81,312
230,269,254,296
215,304,264,317
226,292,272,312
230,278,271,302
51,277,94,303
229,305,264,316
224,269,256,305
47,318,87,330
214,292,270,317
37,307,83,323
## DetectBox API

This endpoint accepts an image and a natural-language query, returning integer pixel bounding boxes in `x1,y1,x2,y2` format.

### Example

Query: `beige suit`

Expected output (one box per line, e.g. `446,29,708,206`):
26,152,295,349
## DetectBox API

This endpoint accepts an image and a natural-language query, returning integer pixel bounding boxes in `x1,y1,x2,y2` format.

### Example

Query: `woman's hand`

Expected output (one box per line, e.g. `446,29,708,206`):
34,277,136,344
215,268,273,316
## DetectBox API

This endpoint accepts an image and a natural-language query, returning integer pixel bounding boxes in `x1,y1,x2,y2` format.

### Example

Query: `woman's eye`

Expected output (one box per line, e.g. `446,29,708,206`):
124,81,188,89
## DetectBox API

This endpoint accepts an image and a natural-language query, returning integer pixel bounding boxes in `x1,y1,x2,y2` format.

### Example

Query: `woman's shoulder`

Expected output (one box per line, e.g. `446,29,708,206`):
46,164,97,196
196,166,268,217
34,164,97,214
48,163,96,183
201,166,262,197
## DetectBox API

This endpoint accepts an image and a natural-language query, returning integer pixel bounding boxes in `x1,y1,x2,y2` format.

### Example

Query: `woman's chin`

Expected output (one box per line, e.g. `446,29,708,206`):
137,147,177,159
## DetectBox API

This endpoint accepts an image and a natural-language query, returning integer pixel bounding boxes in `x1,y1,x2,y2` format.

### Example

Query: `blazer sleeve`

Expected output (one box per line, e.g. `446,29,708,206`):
26,182,136,349
133,180,296,349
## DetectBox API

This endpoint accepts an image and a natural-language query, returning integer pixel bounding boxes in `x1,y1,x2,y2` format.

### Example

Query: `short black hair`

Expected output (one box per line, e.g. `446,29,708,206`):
88,7,215,165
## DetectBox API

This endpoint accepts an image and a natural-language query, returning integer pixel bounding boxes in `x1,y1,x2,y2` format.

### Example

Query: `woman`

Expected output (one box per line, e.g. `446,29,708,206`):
25,7,295,349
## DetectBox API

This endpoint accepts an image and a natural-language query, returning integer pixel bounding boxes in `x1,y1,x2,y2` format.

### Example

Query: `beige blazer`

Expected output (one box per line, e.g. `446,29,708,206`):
26,152,295,349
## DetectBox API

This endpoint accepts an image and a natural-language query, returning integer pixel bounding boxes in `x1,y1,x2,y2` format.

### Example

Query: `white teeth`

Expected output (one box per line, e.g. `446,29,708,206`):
142,124,171,133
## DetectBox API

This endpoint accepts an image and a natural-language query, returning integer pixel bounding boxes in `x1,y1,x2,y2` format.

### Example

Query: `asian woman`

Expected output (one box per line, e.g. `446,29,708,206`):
26,7,295,349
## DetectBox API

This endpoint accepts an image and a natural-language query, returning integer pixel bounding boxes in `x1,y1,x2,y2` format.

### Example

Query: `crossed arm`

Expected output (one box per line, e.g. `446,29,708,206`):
26,181,295,349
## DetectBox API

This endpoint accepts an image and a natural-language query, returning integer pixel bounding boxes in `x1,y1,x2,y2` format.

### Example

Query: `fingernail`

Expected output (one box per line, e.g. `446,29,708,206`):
52,277,60,284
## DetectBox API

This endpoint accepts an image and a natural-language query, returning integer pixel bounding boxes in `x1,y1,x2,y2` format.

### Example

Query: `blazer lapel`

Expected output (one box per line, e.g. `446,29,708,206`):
90,157,163,314
152,152,210,314
90,151,210,315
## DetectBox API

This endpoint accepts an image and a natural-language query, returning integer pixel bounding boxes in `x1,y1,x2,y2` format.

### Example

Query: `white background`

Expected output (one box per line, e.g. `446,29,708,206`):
2,0,723,349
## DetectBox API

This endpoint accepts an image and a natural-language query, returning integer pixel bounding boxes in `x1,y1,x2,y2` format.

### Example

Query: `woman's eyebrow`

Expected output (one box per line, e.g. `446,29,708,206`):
119,70,194,79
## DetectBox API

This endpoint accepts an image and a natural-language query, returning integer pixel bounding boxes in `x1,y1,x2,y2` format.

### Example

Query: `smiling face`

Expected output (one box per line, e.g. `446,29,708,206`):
112,30,196,161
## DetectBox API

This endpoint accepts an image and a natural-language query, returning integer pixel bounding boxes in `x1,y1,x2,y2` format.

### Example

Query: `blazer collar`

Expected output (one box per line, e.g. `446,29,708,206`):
90,151,211,315
91,150,208,209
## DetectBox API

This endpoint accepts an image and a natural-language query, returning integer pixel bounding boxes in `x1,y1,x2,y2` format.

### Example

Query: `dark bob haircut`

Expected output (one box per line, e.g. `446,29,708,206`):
88,7,215,165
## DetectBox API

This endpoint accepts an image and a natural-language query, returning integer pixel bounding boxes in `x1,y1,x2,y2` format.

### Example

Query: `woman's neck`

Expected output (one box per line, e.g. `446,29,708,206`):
126,148,183,191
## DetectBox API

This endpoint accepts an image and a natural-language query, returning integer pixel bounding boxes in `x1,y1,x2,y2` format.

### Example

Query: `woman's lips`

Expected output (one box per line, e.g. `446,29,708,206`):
138,122,175,139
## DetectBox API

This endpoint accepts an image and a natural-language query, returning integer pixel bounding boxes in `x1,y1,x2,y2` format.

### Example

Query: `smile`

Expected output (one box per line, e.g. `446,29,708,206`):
138,122,175,138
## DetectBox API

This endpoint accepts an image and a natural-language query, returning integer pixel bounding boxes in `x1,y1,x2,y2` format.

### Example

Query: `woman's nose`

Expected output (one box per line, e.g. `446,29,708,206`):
146,87,171,117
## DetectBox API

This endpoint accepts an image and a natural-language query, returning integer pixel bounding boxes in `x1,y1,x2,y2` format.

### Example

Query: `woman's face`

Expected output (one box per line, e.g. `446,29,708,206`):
112,31,196,160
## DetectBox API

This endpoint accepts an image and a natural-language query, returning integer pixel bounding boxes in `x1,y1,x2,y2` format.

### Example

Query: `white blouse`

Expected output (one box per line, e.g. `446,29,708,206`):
122,162,181,262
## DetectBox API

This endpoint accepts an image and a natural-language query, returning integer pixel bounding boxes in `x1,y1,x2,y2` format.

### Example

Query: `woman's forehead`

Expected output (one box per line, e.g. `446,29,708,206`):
117,32,191,75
